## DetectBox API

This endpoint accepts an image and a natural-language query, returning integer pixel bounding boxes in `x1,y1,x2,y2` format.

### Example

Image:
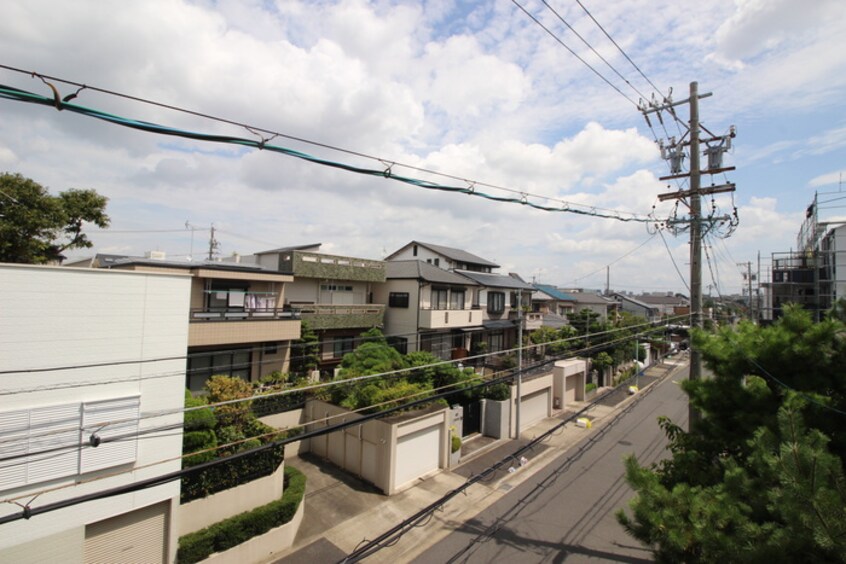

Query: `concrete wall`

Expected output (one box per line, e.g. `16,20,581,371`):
260,409,308,458
0,264,190,564
303,400,449,495
553,358,587,408
481,398,510,439
178,461,285,536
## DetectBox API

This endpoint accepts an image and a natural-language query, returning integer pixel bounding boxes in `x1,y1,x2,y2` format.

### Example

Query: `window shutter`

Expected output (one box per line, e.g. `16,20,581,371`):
28,403,82,483
81,397,140,473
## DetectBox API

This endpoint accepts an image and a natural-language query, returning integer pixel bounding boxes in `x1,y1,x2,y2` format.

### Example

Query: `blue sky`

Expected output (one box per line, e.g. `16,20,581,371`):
1,0,845,295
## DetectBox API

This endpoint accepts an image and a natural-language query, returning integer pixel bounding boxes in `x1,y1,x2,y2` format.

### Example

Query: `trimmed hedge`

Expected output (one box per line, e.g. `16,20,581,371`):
181,442,285,503
177,465,306,564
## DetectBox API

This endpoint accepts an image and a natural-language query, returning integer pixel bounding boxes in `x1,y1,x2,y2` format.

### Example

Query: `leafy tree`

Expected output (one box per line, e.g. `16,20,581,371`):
617,305,846,562
0,172,109,263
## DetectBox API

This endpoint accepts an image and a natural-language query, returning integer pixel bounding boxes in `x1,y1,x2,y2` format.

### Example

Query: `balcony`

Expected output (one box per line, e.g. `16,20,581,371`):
279,251,385,282
188,309,301,346
419,308,483,330
293,304,385,330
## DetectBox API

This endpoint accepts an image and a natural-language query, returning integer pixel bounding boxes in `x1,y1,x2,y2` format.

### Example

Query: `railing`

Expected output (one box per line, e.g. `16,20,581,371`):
292,304,384,315
191,308,301,321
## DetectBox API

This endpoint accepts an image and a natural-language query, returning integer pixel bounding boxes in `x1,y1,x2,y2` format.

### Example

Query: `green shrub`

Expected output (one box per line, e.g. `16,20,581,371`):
177,466,306,564
585,382,597,393
482,382,511,401
180,443,286,503
451,434,462,453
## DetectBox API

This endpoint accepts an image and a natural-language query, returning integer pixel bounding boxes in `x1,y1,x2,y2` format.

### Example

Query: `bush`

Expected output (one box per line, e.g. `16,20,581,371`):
585,382,597,393
177,465,306,564
451,434,462,453
482,382,511,401
181,442,286,503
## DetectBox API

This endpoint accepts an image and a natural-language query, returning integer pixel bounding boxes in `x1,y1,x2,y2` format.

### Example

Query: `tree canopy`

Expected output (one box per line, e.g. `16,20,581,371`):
618,305,846,562
0,172,109,264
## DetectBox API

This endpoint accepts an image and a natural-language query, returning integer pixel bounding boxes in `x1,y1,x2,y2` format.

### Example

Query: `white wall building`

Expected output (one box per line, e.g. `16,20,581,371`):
0,264,190,564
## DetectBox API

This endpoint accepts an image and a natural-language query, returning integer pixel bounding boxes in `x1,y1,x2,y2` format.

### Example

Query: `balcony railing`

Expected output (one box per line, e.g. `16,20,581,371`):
292,304,385,330
191,308,300,321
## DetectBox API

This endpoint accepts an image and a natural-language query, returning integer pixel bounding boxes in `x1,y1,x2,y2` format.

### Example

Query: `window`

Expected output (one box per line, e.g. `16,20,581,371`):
434,258,440,267
432,287,449,310
450,290,465,310
264,342,278,355
488,291,505,314
389,292,410,308
333,336,356,358
320,284,353,292
388,336,408,355
489,332,504,353
413,244,418,256
187,349,251,392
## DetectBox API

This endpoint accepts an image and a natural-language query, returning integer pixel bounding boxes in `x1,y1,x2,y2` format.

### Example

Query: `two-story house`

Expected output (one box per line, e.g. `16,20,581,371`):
0,263,189,563
105,256,301,392
373,260,483,359
246,244,386,374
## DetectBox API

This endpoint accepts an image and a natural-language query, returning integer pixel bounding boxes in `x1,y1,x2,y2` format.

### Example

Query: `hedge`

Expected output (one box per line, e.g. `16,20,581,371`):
177,465,307,564
181,442,285,503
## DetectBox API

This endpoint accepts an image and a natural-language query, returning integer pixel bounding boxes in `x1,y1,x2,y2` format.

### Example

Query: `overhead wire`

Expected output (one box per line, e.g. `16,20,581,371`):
0,68,652,223
558,232,657,287
0,317,685,451
509,0,638,107
538,0,651,101
657,226,690,292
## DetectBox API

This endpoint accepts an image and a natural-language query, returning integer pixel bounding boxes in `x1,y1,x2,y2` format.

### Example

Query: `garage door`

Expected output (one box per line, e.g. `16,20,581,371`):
520,389,550,431
84,501,169,564
394,426,442,489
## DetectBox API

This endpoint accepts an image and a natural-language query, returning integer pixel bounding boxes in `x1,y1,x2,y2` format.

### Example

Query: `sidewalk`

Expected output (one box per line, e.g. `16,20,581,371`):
271,360,686,563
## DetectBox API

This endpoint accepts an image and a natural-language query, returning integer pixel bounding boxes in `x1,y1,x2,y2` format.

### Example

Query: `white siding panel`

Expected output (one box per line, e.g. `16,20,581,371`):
28,403,81,484
0,409,30,489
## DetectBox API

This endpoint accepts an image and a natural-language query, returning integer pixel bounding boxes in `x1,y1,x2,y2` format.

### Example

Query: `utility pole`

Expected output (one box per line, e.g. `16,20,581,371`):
643,81,737,431
515,296,524,439
605,266,610,296
207,224,220,261
738,261,754,318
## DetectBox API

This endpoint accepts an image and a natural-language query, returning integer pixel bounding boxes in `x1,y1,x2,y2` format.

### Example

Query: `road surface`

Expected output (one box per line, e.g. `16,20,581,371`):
412,363,689,563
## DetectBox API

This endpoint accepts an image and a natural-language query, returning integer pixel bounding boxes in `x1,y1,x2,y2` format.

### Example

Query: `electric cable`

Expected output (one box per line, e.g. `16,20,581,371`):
509,0,638,107
657,226,690,292
559,232,657,287
539,0,651,101
0,72,653,224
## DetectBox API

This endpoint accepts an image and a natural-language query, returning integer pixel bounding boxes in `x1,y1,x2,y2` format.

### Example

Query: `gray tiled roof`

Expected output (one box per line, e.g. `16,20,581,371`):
569,292,614,305
456,270,535,290
387,241,499,268
109,257,278,274
385,260,479,285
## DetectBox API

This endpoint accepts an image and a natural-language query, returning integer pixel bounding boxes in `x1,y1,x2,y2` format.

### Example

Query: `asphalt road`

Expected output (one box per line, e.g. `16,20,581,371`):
411,363,690,564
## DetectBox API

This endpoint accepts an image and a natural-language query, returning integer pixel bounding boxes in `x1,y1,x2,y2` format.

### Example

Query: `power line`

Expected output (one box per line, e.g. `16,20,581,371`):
510,0,638,107
0,320,682,457
0,323,675,515
573,0,664,96
539,0,651,101
0,67,652,223
657,227,690,292
559,233,657,286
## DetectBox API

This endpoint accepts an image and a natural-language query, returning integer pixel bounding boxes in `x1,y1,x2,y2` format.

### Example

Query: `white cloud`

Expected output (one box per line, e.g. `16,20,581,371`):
809,170,846,189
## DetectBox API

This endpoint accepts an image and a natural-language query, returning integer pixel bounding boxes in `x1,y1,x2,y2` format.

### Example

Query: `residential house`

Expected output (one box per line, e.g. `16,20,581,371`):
614,293,661,322
373,260,482,359
530,284,577,330
453,269,535,359
567,290,616,322
246,244,386,374
105,256,300,392
0,264,189,563
635,293,690,318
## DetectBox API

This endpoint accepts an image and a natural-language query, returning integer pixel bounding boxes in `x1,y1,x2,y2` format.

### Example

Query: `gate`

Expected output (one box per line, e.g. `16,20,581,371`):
461,401,481,437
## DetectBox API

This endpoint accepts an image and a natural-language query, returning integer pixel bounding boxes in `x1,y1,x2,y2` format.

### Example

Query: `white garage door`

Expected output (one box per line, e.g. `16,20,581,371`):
84,501,168,564
395,425,442,489
520,389,550,431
